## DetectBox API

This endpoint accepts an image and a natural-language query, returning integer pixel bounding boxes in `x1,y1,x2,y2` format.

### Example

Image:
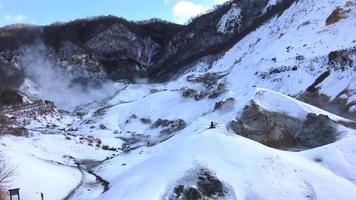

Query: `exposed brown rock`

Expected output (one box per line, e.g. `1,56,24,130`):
326,7,344,25
306,71,330,93
227,101,339,150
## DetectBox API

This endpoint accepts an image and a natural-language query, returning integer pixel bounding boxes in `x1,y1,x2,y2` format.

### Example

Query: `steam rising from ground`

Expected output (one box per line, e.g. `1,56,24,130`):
19,43,118,110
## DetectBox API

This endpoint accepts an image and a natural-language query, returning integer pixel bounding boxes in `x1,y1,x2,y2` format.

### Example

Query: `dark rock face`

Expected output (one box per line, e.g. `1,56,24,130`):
183,187,202,200
0,17,182,82
196,170,226,197
228,101,339,150
0,59,25,89
0,0,296,83
297,113,338,148
0,88,23,106
167,168,229,200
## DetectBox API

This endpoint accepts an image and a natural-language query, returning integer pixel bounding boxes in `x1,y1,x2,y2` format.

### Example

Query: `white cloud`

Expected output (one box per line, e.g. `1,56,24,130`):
4,14,11,20
172,1,208,24
15,15,25,21
3,14,25,22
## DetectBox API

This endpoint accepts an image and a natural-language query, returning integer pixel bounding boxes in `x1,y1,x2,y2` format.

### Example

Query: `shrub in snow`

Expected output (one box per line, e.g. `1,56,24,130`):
328,47,355,71
99,124,107,130
207,83,226,99
214,97,235,111
101,145,109,150
186,72,226,88
181,88,207,101
257,65,299,79
140,118,152,124
151,119,187,135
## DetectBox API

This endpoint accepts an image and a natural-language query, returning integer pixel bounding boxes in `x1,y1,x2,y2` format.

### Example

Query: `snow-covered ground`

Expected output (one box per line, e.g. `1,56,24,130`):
0,0,355,199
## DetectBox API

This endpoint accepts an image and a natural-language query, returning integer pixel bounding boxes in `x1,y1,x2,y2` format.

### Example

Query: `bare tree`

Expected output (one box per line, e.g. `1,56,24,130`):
0,156,16,199
0,158,16,184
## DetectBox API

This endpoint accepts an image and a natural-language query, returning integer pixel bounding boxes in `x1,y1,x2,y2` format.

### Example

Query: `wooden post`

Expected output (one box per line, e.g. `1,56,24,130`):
8,188,20,200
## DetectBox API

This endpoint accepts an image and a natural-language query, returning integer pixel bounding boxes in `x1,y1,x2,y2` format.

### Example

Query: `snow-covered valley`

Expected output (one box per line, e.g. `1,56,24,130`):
0,0,355,199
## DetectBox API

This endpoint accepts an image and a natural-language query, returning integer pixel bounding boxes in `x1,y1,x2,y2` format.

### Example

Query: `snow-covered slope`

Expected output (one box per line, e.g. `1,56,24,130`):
95,128,356,200
207,0,356,117
0,0,355,199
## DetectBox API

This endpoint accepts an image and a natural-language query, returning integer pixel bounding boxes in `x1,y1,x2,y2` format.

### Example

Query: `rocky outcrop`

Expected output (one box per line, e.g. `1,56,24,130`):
297,113,338,148
151,118,187,135
228,101,339,150
0,88,23,106
0,58,25,89
166,168,230,200
326,1,355,26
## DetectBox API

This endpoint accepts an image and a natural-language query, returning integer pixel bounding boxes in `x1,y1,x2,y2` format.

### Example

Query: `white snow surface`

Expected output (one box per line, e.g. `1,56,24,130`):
1,0,356,199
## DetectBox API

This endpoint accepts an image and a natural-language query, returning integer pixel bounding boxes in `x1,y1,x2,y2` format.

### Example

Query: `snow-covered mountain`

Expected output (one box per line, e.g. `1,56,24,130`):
0,0,355,199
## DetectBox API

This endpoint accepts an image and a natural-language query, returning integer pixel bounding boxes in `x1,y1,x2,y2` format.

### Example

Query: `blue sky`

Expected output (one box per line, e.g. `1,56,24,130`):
0,0,227,27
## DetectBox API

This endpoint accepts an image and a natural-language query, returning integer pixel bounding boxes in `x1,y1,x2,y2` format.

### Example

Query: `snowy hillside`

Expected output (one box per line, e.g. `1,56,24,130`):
0,0,355,200
208,0,356,118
